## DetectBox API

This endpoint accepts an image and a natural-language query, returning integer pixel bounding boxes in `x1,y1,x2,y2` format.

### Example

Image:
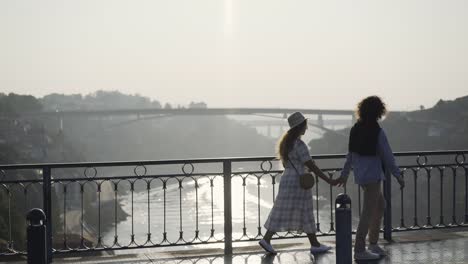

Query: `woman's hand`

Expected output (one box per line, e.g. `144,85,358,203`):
328,178,340,186
306,160,341,187
335,176,348,187
396,175,405,189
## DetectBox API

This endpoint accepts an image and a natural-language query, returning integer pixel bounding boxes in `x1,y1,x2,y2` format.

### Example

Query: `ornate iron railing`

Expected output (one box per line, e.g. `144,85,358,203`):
0,150,467,259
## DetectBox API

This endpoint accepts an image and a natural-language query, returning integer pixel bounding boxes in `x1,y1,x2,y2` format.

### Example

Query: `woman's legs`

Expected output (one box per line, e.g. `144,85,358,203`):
260,230,277,254
307,233,321,247
263,230,275,244
354,182,381,252
368,189,385,245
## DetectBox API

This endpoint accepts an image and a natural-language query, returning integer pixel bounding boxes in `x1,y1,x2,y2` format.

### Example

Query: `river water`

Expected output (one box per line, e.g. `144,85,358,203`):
101,175,333,246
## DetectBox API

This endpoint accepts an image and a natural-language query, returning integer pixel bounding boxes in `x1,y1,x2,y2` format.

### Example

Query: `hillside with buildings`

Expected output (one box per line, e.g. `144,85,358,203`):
2,91,467,253
308,95,468,154
0,91,275,251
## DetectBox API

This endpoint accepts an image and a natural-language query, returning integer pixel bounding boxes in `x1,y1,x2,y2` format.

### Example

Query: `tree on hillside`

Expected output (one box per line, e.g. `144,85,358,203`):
41,90,162,111
0,93,42,114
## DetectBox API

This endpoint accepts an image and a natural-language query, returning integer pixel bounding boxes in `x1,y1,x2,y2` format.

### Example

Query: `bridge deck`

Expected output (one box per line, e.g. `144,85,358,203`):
19,108,357,118
3,228,468,263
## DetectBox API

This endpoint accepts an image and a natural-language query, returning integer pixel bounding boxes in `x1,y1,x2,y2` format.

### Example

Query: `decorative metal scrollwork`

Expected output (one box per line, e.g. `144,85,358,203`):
182,163,194,175
134,165,147,177
260,160,273,173
416,155,428,166
84,167,97,178
455,153,466,165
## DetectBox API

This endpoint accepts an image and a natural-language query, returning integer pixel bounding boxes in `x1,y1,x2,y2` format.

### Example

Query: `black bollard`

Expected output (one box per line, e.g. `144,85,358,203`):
335,193,352,264
27,208,47,264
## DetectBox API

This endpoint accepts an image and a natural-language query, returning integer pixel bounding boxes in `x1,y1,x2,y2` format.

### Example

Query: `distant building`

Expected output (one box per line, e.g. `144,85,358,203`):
189,102,207,109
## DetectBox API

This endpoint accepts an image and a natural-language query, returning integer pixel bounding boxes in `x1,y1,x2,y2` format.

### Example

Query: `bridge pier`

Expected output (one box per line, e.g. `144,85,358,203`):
317,114,324,127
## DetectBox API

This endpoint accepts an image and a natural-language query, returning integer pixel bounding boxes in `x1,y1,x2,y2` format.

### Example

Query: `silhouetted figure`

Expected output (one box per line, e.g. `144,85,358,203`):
337,96,405,261
259,112,338,255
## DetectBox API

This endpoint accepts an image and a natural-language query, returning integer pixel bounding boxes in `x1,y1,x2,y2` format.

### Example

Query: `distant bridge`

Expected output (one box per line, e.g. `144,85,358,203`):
17,107,409,139
16,107,359,136
23,107,356,118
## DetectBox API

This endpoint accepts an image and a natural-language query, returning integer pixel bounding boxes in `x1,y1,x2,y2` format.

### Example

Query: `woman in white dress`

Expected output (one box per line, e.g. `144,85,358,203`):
259,112,338,254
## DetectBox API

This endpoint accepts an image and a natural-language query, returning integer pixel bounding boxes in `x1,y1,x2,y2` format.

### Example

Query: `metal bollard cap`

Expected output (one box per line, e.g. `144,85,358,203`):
335,193,351,209
26,208,46,226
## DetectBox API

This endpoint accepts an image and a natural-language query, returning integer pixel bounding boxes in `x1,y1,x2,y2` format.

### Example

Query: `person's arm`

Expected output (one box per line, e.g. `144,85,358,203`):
296,140,337,185
305,160,336,185
336,152,352,187
378,130,405,188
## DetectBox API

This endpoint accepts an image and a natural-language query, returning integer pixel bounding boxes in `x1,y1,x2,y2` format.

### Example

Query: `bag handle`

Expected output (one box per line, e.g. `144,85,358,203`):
287,152,301,175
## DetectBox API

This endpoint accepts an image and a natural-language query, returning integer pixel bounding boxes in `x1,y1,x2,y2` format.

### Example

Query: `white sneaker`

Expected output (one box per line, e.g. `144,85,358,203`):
354,250,380,260
368,244,387,256
310,244,332,254
259,239,277,254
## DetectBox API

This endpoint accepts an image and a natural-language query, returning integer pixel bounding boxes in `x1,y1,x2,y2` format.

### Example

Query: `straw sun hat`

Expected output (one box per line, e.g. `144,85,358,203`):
287,112,307,129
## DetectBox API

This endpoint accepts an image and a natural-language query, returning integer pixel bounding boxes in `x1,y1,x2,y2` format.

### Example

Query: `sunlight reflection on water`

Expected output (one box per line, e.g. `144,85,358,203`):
102,177,332,245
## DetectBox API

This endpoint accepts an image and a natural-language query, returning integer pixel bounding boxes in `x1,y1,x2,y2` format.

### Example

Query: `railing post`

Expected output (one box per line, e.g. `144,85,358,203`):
27,208,47,264
383,168,392,241
335,194,352,264
223,160,233,255
42,167,53,263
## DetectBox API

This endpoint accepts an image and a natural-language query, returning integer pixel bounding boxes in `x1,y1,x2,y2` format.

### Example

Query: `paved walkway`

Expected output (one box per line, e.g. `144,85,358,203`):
3,228,468,263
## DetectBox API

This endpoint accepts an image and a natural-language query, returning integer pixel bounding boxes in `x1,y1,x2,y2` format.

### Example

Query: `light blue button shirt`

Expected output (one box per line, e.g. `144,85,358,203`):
341,129,401,185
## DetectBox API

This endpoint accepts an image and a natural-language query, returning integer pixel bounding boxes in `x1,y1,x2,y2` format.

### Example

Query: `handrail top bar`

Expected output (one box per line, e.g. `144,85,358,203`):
0,150,466,170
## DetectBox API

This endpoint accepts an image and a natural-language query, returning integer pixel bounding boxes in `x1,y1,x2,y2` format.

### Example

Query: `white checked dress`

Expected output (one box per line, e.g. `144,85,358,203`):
264,139,316,234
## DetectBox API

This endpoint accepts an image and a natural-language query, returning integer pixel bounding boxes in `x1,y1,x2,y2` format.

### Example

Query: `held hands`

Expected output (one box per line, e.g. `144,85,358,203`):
334,176,348,187
328,177,346,187
328,175,405,188
327,178,338,186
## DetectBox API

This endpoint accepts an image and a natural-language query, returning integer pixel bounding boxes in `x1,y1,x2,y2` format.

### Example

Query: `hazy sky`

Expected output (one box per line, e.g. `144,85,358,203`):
1,0,467,110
